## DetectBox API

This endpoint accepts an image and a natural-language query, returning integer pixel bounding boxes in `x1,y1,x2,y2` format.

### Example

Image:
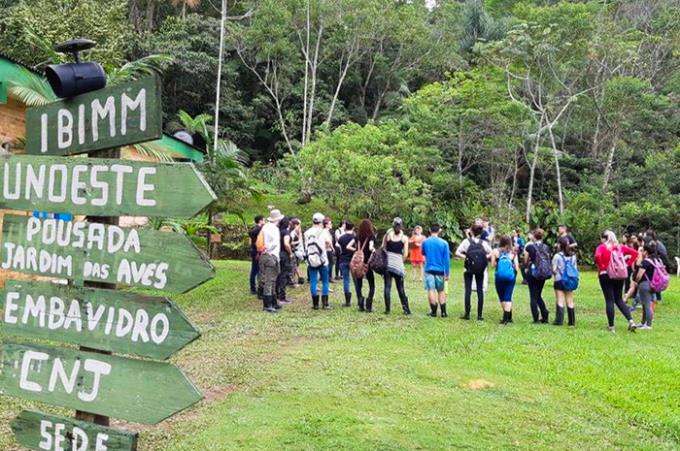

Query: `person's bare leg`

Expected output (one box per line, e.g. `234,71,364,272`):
428,290,438,317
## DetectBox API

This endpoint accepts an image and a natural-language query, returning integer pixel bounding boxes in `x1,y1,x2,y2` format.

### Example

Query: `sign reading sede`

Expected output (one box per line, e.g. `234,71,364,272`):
25,76,162,156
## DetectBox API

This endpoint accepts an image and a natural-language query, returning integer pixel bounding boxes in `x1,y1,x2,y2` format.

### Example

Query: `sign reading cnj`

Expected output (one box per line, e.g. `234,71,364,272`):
25,76,162,156
0,342,203,425
1,280,201,360
11,410,138,451
0,215,215,293
0,155,216,217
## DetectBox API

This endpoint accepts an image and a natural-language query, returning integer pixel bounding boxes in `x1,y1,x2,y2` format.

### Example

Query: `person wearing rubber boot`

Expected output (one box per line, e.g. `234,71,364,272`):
382,217,411,315
304,213,333,310
260,209,283,313
421,225,450,318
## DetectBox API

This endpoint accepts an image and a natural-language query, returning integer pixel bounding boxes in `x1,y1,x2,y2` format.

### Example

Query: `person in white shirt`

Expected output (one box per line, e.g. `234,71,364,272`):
456,224,492,320
304,213,334,309
260,209,283,313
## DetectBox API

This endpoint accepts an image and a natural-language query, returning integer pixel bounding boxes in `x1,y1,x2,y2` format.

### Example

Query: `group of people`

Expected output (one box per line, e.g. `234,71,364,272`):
247,210,671,331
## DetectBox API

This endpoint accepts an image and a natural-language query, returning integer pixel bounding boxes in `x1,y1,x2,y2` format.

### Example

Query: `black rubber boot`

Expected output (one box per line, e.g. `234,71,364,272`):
553,305,564,326
401,298,411,315
343,292,351,307
429,303,438,317
384,298,391,314
540,304,550,323
440,303,448,318
322,295,331,309
460,304,471,320
365,297,373,313
567,307,575,326
508,310,513,323
312,295,320,310
500,311,509,325
358,297,365,312
263,296,278,313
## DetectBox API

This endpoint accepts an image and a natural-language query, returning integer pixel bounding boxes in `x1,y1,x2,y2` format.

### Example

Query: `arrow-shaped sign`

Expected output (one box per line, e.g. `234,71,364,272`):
25,76,162,157
1,280,200,360
0,155,215,218
11,410,138,451
0,215,215,293
0,342,203,425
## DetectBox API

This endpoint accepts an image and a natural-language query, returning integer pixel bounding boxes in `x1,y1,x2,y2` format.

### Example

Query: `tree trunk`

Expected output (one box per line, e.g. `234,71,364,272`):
326,47,356,127
526,114,544,224
457,119,464,187
146,0,156,32
547,125,564,215
602,139,618,192
212,0,227,157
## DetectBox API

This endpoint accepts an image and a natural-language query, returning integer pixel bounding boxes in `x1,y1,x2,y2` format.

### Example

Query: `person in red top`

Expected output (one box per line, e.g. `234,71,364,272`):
409,226,426,282
594,230,639,332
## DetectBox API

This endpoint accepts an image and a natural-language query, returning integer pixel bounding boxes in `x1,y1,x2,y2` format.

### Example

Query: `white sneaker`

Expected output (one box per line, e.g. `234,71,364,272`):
637,324,652,330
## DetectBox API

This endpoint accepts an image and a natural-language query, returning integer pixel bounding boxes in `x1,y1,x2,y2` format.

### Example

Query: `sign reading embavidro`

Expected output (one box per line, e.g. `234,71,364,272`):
25,76,162,156
1,280,200,360
0,155,216,218
0,215,215,293
0,342,203,425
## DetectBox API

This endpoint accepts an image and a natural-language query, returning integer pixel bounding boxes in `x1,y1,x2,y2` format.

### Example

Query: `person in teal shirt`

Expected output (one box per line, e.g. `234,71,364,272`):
421,225,451,318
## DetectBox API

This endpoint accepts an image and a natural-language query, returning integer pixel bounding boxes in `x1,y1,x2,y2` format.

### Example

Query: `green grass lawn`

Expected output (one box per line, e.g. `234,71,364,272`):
2,260,680,450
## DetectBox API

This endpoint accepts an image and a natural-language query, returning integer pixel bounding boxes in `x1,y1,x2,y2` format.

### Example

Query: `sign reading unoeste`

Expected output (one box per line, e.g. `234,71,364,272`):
1,280,201,360
0,215,215,292
25,77,162,156
0,155,216,218
11,410,138,451
0,342,203,425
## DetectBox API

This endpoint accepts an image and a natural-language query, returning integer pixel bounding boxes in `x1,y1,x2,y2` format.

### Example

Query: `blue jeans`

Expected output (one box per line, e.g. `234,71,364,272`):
309,265,330,296
250,251,259,292
340,262,352,294
495,277,516,302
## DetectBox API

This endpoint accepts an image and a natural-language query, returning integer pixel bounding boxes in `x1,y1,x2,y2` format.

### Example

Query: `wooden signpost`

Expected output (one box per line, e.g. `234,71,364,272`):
0,75,216,449
1,280,201,360
0,215,215,293
25,77,162,156
0,155,216,217
0,342,203,425
11,410,138,451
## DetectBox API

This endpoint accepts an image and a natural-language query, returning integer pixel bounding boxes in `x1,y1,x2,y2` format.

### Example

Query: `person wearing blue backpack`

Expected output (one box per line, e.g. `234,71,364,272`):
552,236,579,327
491,235,521,325
523,228,552,324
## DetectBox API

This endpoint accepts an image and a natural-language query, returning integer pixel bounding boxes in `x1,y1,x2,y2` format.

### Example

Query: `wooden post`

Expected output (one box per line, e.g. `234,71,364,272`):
76,147,120,430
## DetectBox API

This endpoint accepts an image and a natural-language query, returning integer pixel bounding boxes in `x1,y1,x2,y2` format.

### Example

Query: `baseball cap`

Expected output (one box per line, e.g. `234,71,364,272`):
312,212,325,224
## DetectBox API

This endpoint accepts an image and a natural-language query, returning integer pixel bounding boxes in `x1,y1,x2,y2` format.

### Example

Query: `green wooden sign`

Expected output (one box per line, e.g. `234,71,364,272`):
0,155,216,218
0,215,215,293
1,280,200,360
25,76,162,156
11,410,137,451
0,342,203,425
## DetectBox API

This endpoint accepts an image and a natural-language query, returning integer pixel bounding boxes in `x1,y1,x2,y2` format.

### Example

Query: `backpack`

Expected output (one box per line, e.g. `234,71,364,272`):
495,252,515,282
306,231,327,269
255,230,266,254
350,239,369,279
606,245,628,280
368,247,387,275
646,258,670,293
530,243,552,280
465,239,488,274
560,254,580,291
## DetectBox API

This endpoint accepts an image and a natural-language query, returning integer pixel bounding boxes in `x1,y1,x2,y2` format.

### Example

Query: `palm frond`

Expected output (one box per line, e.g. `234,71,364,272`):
6,67,57,106
133,143,175,162
214,139,250,165
107,54,175,85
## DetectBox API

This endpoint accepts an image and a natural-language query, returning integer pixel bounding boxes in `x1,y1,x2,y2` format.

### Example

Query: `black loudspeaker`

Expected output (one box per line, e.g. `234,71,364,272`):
45,38,107,99
45,62,106,98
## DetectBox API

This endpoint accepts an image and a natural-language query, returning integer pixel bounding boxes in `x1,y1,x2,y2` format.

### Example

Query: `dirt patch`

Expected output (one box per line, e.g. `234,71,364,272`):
204,384,239,402
462,379,496,390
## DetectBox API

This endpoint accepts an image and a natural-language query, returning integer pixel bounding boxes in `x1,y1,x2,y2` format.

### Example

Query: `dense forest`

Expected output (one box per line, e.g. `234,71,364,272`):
0,0,678,260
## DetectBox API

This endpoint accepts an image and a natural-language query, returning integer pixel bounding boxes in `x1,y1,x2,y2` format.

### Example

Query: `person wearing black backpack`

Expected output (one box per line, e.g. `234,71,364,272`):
523,228,551,324
455,224,492,320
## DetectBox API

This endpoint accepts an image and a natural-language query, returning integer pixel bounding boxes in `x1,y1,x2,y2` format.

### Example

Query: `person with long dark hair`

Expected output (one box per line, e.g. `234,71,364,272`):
490,235,520,325
630,241,661,330
352,219,377,312
523,228,551,324
552,236,577,327
275,217,293,305
337,220,356,307
382,217,411,315
248,215,264,296
594,230,638,332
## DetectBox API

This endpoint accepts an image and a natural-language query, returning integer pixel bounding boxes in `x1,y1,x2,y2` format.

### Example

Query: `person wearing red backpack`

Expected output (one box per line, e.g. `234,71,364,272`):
594,230,639,332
